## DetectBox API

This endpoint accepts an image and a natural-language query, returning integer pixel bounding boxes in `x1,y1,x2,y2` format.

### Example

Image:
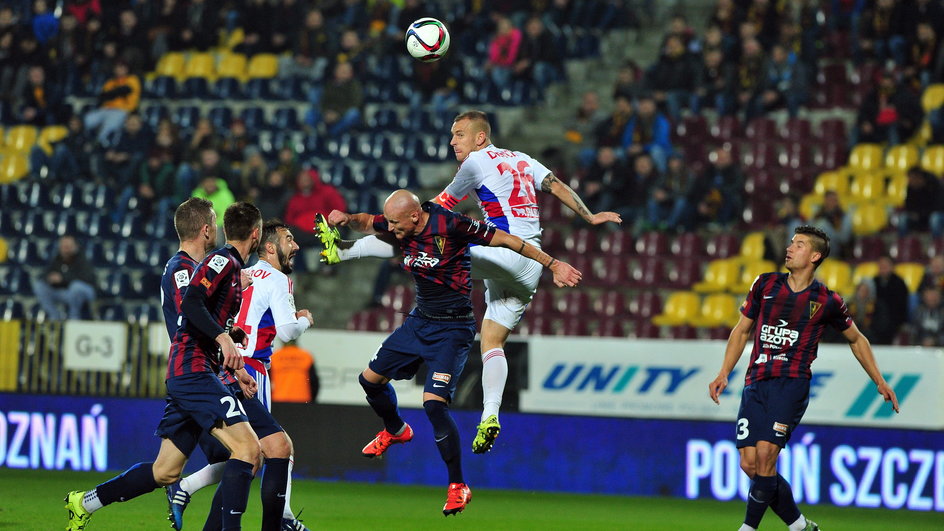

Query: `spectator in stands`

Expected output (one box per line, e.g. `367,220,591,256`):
31,0,58,46
50,13,85,94
31,234,97,321
184,117,223,162
775,193,805,244
113,9,148,72
622,93,673,172
284,168,346,248
744,0,786,49
854,70,923,145
485,14,522,89
581,146,631,216
236,0,277,56
100,112,151,193
615,152,659,229
173,0,216,51
220,118,252,167
749,43,809,120
409,55,460,114
872,255,911,344
136,148,178,221
333,28,368,76
647,153,692,231
1,8,23,99
567,90,607,168
192,174,236,229
897,166,944,237
594,94,633,150
734,38,766,122
274,146,301,182
679,146,745,230
178,147,231,208
904,22,944,88
306,61,363,137
255,169,292,220
145,0,185,62
776,17,817,81
662,13,697,52
911,286,944,346
514,16,561,92
919,255,944,293
847,279,877,341
811,190,852,257
65,0,102,26
29,114,92,181
84,60,140,144
647,34,700,122
612,60,645,102
234,146,268,202
695,48,735,115
855,0,906,65
152,119,182,166
16,64,64,125
280,8,332,81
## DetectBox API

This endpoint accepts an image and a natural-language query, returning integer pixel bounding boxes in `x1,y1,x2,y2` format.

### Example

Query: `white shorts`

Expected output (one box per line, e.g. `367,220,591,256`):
243,357,272,412
471,244,542,330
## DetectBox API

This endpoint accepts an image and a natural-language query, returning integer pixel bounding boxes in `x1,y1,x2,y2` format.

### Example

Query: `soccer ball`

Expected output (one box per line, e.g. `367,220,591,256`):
405,17,450,62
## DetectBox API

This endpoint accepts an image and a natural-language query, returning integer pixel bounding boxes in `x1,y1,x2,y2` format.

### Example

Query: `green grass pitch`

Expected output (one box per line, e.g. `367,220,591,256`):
1,469,940,530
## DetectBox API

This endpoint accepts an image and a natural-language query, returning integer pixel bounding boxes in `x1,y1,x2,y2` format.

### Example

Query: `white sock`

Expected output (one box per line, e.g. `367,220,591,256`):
282,455,296,520
738,525,756,531
82,490,103,513
337,234,396,261
481,348,507,421
788,515,808,531
179,462,226,494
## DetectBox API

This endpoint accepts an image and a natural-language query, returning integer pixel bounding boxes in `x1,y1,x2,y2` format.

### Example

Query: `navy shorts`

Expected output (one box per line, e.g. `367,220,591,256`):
155,372,249,456
229,382,283,440
369,311,476,402
736,377,810,448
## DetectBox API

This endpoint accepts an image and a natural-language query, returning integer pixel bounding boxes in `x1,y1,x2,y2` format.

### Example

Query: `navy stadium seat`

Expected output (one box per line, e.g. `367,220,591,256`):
9,239,46,267
369,108,400,131
51,210,82,237
239,106,268,132
0,298,24,320
0,211,14,237
325,161,356,188
102,272,135,298
245,78,274,100
0,265,29,296
212,77,244,100
131,303,161,325
98,302,128,322
173,105,201,130
326,134,359,159
274,76,308,101
273,107,299,130
148,76,177,99
181,77,210,99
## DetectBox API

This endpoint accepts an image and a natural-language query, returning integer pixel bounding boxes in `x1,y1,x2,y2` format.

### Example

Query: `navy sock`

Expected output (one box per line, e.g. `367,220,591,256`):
424,400,463,485
260,458,290,531
769,474,802,525
95,462,159,505
745,474,778,528
359,374,404,435
202,484,223,531
220,459,254,531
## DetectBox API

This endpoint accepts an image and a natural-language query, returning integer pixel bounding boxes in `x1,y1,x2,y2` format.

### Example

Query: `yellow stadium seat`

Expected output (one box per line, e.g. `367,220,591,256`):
848,143,884,171
0,153,29,183
693,258,741,293
247,53,279,79
691,293,741,328
155,52,186,79
850,202,889,236
184,52,215,80
813,170,850,197
920,145,944,176
921,84,944,112
0,236,7,263
5,126,37,152
884,145,919,171
737,232,767,263
816,260,853,295
732,259,777,294
912,120,933,147
223,27,245,50
885,172,908,207
216,52,248,81
36,125,69,155
849,171,886,202
799,193,823,220
851,261,878,288
652,291,701,326
895,263,926,293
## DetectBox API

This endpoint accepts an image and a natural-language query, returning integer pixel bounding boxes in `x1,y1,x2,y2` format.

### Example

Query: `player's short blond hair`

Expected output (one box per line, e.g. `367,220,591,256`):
454,110,491,139
174,198,214,241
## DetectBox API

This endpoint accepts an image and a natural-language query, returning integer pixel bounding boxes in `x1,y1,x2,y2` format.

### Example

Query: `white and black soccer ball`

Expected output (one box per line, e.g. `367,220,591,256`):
405,17,450,62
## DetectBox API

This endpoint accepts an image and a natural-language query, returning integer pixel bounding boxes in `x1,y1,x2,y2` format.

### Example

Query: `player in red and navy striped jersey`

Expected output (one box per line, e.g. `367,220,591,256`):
708,226,899,531
327,190,580,516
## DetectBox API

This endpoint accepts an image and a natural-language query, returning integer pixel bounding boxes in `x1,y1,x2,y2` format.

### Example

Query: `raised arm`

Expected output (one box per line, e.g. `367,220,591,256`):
540,172,622,226
488,229,581,287
327,210,381,235
842,321,900,413
708,313,755,404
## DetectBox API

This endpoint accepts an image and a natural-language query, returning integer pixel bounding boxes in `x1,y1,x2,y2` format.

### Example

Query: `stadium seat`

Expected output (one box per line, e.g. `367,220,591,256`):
895,263,926,293
245,78,274,100
599,230,634,255
890,235,925,262
850,202,888,236
691,293,740,328
154,52,186,79
527,290,556,318
629,291,662,319
666,259,702,289
380,285,414,312
884,172,908,207
593,291,627,318
207,106,233,130
239,106,268,131
819,118,848,146
652,291,700,326
629,256,666,287
598,255,632,286
781,117,814,143
705,233,740,259
98,302,128,322
813,170,850,197
744,170,784,202
388,162,420,189
817,141,847,169
539,227,564,255
0,298,24,320
0,154,29,184
798,193,823,220
930,238,944,258
247,53,279,79
851,261,878,288
146,75,177,99
5,125,37,152
173,106,201,130
595,318,627,337
920,145,944,176
558,319,591,337
921,84,944,112
519,315,556,336
634,231,669,257
564,228,597,255
675,115,708,144
849,171,886,203
275,76,309,101
273,107,300,130
671,232,705,258
848,144,884,171
631,318,661,338
782,142,816,171
212,77,244,100
142,104,169,129
816,260,853,295
216,53,248,82
181,77,210,99
555,291,592,317
737,232,767,263
884,145,919,172
693,258,740,293
732,259,776,293
745,117,778,142
851,236,887,263
183,52,215,80
347,310,379,331
711,115,741,142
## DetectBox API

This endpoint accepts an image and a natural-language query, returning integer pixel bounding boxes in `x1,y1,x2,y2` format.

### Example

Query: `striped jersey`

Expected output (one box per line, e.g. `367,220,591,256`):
160,250,198,341
373,202,496,315
235,259,297,362
167,245,245,379
438,144,550,241
740,272,853,385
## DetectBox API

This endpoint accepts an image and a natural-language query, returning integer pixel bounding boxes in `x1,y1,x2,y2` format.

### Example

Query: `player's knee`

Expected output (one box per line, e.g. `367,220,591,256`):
359,373,383,393
740,460,756,479
152,463,183,486
230,438,262,464
260,431,292,459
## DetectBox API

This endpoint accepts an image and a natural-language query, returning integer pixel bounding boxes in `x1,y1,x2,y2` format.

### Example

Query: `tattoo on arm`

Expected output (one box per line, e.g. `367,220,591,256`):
518,240,526,253
569,189,592,219
541,174,558,193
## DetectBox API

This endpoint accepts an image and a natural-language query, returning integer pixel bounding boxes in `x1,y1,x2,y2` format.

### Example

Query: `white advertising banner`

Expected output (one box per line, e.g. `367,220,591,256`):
297,330,424,408
62,320,128,372
519,337,944,430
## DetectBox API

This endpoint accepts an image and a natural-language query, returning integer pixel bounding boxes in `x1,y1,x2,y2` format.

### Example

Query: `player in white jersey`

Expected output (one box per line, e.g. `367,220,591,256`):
318,110,621,453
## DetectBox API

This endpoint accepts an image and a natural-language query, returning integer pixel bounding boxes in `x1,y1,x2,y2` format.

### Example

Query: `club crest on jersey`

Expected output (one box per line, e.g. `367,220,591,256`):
434,235,446,255
174,270,190,289
403,251,439,268
201,278,212,288
432,372,451,384
208,255,228,273
810,301,822,318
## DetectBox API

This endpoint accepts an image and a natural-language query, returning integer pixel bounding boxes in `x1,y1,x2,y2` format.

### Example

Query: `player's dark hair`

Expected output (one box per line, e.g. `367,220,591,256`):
795,225,830,267
454,110,491,138
223,201,262,242
258,218,290,256
174,197,214,241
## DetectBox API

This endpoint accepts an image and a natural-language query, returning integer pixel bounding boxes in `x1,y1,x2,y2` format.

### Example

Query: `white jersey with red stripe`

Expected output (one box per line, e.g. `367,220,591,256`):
438,144,550,242
235,259,297,363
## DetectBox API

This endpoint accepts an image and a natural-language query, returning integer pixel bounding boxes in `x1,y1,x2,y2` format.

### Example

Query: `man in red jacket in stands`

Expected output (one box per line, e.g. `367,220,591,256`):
284,168,347,252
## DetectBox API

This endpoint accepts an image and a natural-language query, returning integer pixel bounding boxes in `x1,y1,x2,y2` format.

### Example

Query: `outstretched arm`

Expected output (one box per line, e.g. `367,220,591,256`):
541,173,622,226
488,229,581,287
327,210,381,235
842,322,900,413
708,313,755,404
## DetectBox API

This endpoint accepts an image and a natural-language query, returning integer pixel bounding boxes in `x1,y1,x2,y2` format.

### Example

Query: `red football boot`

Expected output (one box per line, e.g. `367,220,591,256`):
361,424,414,458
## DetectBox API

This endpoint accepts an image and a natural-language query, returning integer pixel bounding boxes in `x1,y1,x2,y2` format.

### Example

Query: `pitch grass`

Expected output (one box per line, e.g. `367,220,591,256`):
1,469,941,530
